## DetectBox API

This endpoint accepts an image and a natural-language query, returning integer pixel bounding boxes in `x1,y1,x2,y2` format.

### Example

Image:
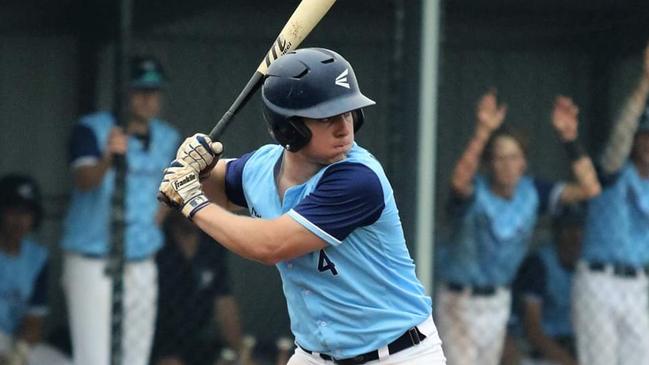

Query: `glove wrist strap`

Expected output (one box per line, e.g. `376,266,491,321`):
182,194,210,219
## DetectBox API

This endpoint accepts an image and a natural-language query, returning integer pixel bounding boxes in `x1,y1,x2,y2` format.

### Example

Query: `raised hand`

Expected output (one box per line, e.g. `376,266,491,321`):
552,96,579,142
476,88,507,133
176,133,223,180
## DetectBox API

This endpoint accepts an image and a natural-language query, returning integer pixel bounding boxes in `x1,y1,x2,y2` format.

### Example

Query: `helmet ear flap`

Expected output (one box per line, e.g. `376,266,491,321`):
352,109,365,132
272,118,312,152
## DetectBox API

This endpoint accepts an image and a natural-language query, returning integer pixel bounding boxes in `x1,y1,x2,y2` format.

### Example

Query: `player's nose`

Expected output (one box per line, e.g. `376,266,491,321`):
332,113,353,135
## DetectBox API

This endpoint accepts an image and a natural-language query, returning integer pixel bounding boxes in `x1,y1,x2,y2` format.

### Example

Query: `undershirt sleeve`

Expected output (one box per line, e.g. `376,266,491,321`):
69,124,101,168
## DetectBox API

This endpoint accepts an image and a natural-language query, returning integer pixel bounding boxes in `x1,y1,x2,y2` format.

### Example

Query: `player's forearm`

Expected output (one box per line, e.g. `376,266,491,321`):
73,157,113,191
202,160,234,209
215,296,243,352
569,156,601,199
525,314,576,365
450,126,491,195
601,77,649,174
531,335,576,365
192,204,283,264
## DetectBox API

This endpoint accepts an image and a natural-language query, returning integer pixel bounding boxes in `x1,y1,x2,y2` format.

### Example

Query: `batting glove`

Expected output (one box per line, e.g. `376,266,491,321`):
176,133,223,180
158,160,210,219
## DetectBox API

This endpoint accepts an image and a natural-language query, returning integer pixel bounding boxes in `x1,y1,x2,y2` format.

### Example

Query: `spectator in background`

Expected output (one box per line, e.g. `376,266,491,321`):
512,204,584,365
59,56,180,365
572,41,649,365
0,174,70,365
152,211,246,365
436,89,601,365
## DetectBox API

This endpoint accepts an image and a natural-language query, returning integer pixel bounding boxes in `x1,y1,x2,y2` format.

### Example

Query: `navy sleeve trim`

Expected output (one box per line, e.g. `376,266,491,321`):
69,124,101,165
446,187,475,218
224,151,255,208
293,162,385,241
533,178,561,215
594,162,622,187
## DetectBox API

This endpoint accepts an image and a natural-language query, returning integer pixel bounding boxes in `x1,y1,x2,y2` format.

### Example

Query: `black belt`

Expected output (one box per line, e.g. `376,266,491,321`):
299,326,426,365
447,282,502,296
588,261,649,278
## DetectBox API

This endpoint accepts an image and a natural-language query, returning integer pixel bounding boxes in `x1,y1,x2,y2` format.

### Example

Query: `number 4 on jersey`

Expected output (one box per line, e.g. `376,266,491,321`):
317,249,338,276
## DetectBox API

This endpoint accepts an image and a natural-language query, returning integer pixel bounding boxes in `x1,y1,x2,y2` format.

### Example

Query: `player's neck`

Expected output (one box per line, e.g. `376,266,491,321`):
279,151,321,185
126,117,150,136
275,151,321,201
490,183,515,199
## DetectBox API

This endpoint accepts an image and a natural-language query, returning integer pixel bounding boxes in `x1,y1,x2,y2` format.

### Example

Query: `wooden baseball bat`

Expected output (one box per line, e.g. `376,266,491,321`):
208,0,336,140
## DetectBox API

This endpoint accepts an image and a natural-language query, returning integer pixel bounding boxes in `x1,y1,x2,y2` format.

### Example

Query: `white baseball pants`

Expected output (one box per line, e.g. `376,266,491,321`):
62,253,157,365
435,284,511,365
572,261,649,365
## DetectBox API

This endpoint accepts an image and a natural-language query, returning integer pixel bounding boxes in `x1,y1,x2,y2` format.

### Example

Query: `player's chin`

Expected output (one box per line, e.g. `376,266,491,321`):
319,154,345,165
321,150,349,164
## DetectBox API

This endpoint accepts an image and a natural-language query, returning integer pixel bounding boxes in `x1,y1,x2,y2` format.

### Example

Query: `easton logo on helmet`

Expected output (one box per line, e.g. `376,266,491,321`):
335,69,350,89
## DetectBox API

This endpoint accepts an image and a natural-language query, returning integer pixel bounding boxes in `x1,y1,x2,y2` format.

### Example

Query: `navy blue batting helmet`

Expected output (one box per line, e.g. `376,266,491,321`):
261,48,375,152
0,174,43,228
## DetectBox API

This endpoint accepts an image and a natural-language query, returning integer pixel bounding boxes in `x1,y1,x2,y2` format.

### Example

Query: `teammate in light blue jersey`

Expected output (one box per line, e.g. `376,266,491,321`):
511,204,584,365
0,174,71,365
159,48,445,365
572,42,649,365
60,56,180,365
436,89,601,365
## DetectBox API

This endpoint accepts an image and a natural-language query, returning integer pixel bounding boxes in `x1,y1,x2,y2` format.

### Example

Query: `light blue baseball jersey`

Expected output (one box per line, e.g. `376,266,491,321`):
224,143,432,359
582,163,649,266
61,112,180,259
516,245,573,338
439,175,562,286
0,238,48,334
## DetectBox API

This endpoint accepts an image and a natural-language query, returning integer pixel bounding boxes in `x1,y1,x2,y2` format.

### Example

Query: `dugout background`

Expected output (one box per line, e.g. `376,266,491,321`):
1,0,649,347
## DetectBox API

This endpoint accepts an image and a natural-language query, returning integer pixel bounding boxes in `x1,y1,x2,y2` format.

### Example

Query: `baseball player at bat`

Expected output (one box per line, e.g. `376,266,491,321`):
60,56,180,365
572,41,649,365
158,48,446,365
435,89,601,365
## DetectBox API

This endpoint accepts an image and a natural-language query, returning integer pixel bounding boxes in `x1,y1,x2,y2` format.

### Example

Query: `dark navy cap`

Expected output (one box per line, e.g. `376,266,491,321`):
0,174,43,227
130,56,166,89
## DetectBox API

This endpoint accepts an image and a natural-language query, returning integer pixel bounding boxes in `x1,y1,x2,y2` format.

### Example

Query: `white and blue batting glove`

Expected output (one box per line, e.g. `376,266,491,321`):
158,160,210,219
176,133,223,180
